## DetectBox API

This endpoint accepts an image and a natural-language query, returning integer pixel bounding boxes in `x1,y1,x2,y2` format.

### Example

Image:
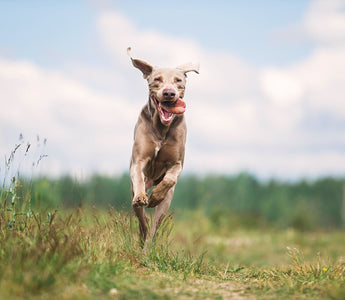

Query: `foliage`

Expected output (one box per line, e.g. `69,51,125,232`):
14,172,345,230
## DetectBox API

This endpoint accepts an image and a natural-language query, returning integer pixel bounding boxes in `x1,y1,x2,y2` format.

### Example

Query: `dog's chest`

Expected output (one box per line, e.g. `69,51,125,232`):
154,145,160,158
144,140,178,179
153,141,171,161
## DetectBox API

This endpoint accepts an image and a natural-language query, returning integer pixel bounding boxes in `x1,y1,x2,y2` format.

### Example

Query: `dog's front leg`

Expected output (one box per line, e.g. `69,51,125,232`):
130,159,149,207
130,159,150,245
147,162,182,208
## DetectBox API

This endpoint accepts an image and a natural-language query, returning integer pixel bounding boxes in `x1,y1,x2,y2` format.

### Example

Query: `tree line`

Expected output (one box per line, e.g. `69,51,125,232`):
5,173,345,230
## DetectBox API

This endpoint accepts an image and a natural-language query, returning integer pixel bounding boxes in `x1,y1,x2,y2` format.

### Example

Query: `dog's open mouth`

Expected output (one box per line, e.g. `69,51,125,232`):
152,97,186,125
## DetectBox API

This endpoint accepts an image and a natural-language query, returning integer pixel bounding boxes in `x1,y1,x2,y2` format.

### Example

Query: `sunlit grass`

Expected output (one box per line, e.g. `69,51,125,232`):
1,201,344,299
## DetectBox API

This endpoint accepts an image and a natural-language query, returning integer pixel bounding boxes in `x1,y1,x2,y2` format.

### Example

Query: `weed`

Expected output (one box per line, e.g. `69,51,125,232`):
1,135,48,231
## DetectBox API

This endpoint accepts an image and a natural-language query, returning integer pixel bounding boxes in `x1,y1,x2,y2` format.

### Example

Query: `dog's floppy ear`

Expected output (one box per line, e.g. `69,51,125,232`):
176,62,200,75
127,47,153,79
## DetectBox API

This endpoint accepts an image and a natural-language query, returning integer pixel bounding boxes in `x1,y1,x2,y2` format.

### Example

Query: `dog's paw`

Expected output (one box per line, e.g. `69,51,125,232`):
132,193,148,207
147,190,164,208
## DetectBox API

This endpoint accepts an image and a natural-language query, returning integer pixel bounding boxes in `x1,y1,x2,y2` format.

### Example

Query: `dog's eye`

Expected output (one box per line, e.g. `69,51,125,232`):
175,77,182,83
154,77,163,82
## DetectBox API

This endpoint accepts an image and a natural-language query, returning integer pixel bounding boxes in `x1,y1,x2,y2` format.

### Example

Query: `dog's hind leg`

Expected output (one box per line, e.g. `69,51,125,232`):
150,186,175,240
133,206,149,246
132,177,153,247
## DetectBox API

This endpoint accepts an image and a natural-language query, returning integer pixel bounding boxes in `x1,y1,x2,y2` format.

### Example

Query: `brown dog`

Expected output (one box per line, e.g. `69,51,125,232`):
128,48,199,244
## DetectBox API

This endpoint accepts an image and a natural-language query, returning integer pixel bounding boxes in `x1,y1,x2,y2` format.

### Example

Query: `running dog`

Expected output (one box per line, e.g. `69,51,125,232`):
128,47,199,244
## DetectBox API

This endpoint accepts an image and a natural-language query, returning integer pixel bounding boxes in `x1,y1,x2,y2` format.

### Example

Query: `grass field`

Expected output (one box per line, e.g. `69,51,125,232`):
0,202,344,300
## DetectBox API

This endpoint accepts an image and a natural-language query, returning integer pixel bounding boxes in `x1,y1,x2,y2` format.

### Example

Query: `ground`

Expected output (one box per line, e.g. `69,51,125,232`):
0,208,344,299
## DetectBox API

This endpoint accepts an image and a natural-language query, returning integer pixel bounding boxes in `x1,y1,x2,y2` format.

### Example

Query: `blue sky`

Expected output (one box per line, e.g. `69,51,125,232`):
116,0,312,66
0,2,97,67
1,0,345,180
0,0,310,67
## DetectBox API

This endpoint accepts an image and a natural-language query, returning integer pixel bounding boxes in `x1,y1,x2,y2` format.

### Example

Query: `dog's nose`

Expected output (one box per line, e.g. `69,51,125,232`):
162,89,176,100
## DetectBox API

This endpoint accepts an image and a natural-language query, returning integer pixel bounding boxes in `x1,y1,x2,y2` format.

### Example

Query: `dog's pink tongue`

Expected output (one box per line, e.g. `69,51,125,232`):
166,98,186,114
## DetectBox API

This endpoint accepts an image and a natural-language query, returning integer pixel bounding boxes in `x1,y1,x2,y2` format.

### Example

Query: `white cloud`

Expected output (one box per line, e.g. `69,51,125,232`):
0,58,139,177
98,11,203,67
296,46,345,116
260,69,304,105
260,14,345,121
305,0,345,45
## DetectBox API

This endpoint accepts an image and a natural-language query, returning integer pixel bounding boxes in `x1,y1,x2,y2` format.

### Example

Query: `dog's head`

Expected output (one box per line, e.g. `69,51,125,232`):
128,47,199,126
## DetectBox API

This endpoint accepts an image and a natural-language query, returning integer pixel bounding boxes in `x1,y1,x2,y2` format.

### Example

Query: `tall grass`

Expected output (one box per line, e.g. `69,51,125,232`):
1,135,48,231
0,203,213,298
